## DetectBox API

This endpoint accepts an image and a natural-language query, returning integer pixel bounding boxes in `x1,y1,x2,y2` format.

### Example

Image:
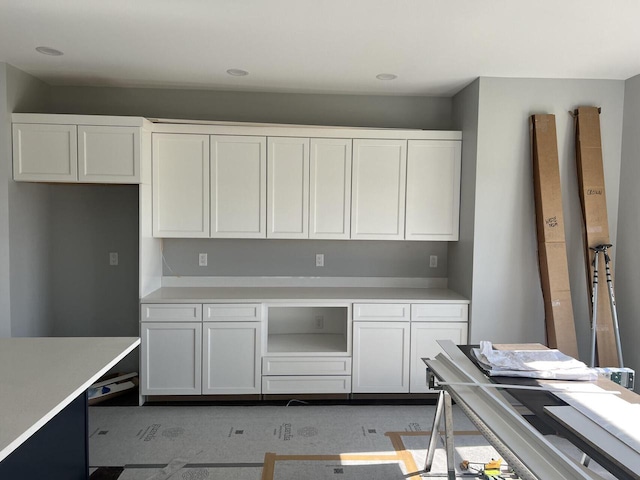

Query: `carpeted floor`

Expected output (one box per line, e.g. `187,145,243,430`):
88,403,616,480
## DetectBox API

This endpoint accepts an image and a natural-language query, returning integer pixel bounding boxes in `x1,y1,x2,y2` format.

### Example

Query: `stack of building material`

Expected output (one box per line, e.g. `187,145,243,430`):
530,114,579,358
574,106,620,367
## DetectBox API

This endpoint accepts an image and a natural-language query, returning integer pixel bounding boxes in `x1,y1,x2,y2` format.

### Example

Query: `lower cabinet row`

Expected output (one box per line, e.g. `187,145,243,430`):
140,308,468,396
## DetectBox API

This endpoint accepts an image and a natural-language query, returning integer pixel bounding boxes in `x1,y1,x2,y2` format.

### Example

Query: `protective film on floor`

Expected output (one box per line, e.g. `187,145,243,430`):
88,404,616,480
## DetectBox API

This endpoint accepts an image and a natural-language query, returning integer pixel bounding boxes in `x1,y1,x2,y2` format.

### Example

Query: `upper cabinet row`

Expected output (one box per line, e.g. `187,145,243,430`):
12,121,144,184
153,134,461,241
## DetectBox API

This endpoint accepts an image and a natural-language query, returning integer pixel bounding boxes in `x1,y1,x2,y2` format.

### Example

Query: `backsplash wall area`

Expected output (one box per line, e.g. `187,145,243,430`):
161,239,448,278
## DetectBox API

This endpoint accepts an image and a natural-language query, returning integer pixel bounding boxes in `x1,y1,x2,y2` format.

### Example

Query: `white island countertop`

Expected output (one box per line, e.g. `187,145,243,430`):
141,286,469,304
0,337,140,463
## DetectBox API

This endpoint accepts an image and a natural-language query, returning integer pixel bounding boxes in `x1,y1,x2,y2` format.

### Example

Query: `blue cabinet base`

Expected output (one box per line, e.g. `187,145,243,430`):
0,392,89,479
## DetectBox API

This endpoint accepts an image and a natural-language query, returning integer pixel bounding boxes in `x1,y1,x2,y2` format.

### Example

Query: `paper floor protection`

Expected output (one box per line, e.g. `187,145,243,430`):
90,404,615,480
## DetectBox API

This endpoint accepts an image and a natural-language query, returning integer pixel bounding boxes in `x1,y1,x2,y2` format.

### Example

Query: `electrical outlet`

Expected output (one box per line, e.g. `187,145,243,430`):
109,252,118,266
315,253,325,267
429,255,438,268
315,315,324,329
198,253,208,267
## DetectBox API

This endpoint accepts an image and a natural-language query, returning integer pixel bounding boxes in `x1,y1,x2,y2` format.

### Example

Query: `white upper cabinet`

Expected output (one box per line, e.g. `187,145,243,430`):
13,123,78,182
351,139,407,240
309,138,352,239
211,135,266,238
405,140,461,241
153,133,210,238
78,126,140,183
267,137,310,239
12,116,144,184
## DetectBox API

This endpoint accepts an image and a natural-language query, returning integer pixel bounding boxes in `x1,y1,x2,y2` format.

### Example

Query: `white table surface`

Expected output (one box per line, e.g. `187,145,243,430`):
0,337,140,463
141,286,470,303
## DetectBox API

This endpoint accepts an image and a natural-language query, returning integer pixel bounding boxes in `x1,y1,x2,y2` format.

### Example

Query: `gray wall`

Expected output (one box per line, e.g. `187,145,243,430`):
50,86,453,130
162,239,448,278
469,78,625,362
617,73,640,385
449,79,479,303
50,185,139,337
1,63,53,337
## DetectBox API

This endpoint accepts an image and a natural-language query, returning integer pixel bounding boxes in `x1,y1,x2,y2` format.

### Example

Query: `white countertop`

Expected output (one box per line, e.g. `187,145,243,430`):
0,337,140,463
141,287,469,303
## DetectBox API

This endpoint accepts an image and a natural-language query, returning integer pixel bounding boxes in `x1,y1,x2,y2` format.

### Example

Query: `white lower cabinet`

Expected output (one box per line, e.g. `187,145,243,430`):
409,303,469,392
141,303,263,397
263,375,351,394
203,322,262,394
141,322,202,395
261,356,351,393
352,321,410,393
409,321,468,393
141,300,469,398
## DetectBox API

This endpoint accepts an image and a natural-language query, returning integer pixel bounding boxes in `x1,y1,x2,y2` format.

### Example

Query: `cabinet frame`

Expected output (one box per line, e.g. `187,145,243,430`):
12,123,78,182
309,138,352,239
405,140,461,241
351,139,407,240
140,321,202,395
352,320,411,393
267,137,310,239
210,135,267,238
152,133,211,238
202,321,262,394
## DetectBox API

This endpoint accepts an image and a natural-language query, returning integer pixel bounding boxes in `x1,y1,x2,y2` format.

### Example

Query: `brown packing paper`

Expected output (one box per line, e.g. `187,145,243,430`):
574,106,619,367
530,114,579,358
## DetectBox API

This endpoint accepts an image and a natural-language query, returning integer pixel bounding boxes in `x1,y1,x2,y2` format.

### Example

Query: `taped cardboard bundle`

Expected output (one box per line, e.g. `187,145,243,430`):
530,114,579,358
574,106,620,367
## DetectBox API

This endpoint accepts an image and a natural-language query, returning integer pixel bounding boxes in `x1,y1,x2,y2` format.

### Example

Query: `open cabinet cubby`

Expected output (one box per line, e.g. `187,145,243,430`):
265,305,351,355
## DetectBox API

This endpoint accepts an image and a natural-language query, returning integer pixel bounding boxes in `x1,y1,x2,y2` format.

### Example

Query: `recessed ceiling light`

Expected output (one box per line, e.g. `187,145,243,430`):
376,73,397,81
35,46,64,56
227,69,249,77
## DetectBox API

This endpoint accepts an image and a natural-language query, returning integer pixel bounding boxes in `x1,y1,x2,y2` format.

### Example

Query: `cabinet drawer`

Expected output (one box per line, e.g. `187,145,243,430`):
204,303,262,321
141,304,202,322
411,304,468,322
263,357,351,376
262,375,351,394
353,303,410,321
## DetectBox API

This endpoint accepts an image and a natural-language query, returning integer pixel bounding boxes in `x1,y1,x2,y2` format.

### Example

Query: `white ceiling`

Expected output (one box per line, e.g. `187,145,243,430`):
1,0,640,97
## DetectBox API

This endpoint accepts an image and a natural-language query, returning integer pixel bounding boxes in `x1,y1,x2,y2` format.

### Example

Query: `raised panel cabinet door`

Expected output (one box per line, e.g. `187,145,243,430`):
12,123,77,182
267,137,310,239
352,321,410,393
409,321,468,393
351,139,407,240
211,136,266,238
78,126,140,183
141,322,202,395
152,134,210,237
309,138,352,239
406,140,461,240
202,322,262,394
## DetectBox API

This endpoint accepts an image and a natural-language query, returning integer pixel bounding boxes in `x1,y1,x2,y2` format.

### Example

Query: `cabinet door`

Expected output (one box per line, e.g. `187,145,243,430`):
141,322,202,395
202,322,262,394
211,136,266,238
267,137,309,238
352,321,410,393
406,140,461,240
309,138,352,239
409,321,468,393
351,139,407,240
78,126,140,183
153,134,210,237
12,123,77,182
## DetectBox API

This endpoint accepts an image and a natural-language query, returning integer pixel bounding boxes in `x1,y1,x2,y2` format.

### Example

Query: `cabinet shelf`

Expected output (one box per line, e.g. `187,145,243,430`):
266,333,348,354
